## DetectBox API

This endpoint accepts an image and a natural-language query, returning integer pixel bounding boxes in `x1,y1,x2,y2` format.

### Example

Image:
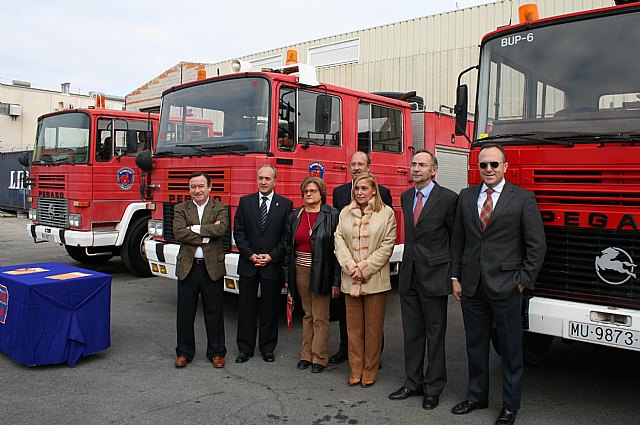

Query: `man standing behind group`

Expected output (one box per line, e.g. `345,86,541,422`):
173,172,229,369
450,144,546,425
389,150,458,410
330,151,392,364
234,164,293,364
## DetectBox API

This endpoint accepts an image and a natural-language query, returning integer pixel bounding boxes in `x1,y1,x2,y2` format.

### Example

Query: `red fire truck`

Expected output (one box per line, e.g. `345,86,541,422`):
140,57,469,293
455,1,640,361
21,104,159,276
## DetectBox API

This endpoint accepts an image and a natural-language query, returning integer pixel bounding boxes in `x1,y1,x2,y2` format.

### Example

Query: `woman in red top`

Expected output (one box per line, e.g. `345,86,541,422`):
283,176,340,373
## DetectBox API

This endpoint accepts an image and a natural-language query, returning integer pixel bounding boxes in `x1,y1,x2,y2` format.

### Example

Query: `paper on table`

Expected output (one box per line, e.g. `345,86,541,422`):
4,267,49,275
46,272,93,280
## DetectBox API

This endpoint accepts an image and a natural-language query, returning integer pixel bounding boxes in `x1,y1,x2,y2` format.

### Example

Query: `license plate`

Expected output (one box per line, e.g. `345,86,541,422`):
568,321,640,350
40,232,57,242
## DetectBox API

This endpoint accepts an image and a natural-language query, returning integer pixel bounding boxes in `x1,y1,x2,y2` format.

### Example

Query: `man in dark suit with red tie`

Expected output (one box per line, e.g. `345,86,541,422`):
388,150,458,411
234,164,293,364
450,144,546,425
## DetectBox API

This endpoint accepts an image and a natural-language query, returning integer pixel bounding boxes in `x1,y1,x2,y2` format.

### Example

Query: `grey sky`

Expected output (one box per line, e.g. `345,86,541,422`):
0,0,494,97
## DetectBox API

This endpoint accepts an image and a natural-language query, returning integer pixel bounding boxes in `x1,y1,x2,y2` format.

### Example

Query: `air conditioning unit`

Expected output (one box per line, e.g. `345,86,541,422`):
9,104,22,116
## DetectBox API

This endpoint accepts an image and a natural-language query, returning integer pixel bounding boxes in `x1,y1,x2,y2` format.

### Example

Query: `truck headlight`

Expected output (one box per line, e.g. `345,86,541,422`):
28,208,37,221
68,214,82,228
148,219,163,237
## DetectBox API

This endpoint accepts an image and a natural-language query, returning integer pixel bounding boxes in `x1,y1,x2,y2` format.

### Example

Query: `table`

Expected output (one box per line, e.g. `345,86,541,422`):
0,262,111,367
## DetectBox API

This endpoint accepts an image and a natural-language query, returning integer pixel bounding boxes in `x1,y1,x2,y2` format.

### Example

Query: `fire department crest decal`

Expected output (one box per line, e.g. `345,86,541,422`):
595,247,637,285
0,284,8,324
308,162,324,178
117,168,135,190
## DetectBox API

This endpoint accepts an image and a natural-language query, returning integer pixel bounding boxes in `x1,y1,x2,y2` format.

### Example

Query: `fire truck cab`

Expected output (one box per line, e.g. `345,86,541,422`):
455,2,640,361
24,107,159,277
141,61,418,292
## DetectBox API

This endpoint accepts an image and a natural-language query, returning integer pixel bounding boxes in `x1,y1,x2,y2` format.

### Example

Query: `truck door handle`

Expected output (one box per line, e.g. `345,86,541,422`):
397,168,408,174
333,164,347,170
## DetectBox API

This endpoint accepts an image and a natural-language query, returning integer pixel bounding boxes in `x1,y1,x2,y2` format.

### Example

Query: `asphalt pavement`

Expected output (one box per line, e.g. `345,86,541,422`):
0,214,638,424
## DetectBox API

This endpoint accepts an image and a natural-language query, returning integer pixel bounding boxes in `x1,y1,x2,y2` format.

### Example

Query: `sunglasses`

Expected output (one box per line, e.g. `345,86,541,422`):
478,161,504,169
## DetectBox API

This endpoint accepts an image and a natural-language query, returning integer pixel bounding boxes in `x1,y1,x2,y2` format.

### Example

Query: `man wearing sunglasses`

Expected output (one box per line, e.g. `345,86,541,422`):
450,143,546,425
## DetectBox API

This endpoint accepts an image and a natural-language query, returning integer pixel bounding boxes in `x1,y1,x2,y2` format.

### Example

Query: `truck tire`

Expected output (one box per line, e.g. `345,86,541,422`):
65,245,113,264
523,332,554,365
121,217,152,277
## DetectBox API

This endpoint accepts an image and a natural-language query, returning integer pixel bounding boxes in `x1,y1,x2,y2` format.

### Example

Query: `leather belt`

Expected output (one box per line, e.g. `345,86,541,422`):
193,258,205,265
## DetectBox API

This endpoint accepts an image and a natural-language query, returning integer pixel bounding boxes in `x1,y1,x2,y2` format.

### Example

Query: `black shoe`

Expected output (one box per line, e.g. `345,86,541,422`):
311,364,325,373
422,394,440,410
495,407,517,425
388,386,423,400
235,352,253,363
262,352,275,362
297,360,311,370
451,400,489,415
329,350,348,364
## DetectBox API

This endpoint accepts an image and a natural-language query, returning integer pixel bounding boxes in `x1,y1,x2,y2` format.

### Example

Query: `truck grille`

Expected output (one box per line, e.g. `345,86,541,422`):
533,169,640,206
162,202,231,252
36,173,66,190
36,198,69,228
534,226,640,309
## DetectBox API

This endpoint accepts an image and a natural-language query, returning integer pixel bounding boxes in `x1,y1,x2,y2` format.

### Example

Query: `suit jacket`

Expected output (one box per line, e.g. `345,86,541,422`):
398,183,458,297
451,181,546,300
233,192,293,280
173,199,229,281
332,182,393,212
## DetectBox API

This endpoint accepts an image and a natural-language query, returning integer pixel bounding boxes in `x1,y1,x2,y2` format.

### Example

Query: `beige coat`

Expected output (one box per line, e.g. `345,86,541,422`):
334,200,397,296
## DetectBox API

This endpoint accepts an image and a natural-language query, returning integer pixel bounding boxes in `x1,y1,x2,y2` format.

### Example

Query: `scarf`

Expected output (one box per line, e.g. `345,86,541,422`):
348,198,375,296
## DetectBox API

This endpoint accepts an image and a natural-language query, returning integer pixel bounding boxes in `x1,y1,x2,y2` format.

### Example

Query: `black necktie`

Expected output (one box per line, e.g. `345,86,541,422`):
260,196,268,229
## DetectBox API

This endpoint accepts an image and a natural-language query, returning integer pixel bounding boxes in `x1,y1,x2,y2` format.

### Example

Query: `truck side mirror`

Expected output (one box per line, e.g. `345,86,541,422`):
135,149,153,172
315,95,332,134
454,84,468,137
18,151,31,167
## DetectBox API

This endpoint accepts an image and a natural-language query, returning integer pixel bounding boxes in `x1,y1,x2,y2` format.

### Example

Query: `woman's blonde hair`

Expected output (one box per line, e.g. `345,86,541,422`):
352,173,383,212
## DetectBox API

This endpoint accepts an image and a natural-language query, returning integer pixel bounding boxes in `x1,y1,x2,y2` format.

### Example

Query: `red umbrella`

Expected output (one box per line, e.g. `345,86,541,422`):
286,292,294,331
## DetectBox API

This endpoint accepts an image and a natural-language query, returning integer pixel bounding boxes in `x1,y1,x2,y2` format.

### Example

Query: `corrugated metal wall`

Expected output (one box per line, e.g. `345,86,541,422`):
203,0,611,112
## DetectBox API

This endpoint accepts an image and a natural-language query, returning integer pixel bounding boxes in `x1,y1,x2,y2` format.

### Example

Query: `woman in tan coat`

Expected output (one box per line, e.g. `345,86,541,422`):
334,173,397,387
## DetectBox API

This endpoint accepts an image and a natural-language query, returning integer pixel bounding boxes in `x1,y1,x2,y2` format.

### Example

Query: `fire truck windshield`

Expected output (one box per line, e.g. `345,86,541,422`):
33,112,91,165
156,77,270,155
475,9,640,143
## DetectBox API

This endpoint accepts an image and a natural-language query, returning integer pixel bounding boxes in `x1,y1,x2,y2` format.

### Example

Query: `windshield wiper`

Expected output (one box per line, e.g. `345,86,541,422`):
545,132,640,143
475,133,574,147
175,144,213,157
199,145,246,156
154,150,184,157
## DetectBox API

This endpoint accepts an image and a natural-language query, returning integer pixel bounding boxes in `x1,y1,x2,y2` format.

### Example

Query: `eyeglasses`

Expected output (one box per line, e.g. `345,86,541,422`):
303,189,319,194
478,161,504,169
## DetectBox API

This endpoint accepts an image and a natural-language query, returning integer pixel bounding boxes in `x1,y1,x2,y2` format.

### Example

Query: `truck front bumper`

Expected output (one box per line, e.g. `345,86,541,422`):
27,224,119,247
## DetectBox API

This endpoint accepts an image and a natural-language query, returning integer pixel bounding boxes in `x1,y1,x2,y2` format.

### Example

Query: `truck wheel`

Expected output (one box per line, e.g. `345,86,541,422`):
523,332,554,365
121,217,152,277
65,245,113,264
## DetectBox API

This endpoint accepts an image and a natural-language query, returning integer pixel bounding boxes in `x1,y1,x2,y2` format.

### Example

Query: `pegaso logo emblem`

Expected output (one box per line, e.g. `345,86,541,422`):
595,247,637,285
46,203,57,220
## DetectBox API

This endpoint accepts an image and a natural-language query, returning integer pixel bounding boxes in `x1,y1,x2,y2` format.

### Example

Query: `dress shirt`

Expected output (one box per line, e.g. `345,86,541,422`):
259,191,274,213
413,180,435,210
192,198,210,258
476,178,506,217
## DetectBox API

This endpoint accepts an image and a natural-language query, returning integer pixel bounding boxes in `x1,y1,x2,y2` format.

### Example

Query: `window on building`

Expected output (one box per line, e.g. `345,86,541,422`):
308,38,359,68
0,103,9,115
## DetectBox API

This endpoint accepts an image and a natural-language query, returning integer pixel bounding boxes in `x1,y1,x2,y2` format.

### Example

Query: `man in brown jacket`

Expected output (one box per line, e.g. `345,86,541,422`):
173,172,229,369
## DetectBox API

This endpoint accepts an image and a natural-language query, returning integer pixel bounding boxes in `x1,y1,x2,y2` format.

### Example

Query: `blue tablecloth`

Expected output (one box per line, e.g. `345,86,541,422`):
0,262,111,367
